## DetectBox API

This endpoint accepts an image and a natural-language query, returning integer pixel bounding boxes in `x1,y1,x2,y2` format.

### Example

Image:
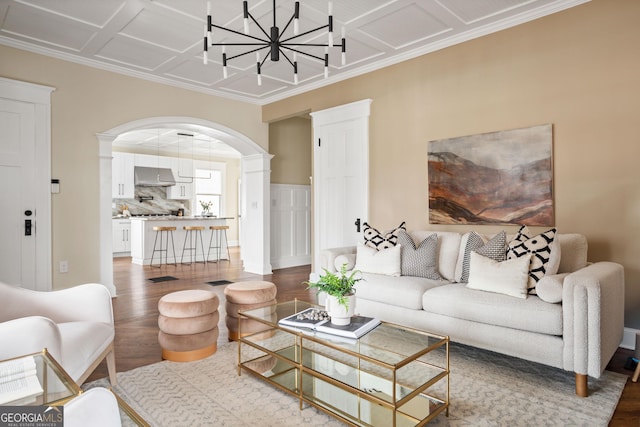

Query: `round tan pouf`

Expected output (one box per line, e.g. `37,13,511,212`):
223,281,277,341
158,290,219,318
224,281,277,304
158,311,220,335
158,289,220,362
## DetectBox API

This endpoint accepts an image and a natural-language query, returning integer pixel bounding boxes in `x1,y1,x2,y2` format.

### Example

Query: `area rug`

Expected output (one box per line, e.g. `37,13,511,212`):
87,341,626,427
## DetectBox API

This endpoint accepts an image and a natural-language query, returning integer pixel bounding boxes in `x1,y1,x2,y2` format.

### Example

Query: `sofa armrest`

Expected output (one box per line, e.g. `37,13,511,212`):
319,246,357,273
562,261,624,378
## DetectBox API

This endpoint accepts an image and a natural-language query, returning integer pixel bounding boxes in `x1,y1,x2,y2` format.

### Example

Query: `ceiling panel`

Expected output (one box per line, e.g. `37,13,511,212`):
359,4,452,50
438,0,532,24
17,0,126,27
119,7,201,52
96,35,175,70
0,0,591,104
3,3,97,51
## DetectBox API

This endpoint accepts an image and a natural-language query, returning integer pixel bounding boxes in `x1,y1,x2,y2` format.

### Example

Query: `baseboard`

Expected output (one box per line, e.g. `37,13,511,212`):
271,255,311,270
622,327,639,350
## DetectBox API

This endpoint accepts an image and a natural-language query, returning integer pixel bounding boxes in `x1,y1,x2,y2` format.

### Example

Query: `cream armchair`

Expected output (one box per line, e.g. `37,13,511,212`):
65,387,122,427
0,282,116,385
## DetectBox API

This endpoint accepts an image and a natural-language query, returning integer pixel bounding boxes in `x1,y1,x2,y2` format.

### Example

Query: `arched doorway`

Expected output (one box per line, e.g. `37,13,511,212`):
97,116,273,295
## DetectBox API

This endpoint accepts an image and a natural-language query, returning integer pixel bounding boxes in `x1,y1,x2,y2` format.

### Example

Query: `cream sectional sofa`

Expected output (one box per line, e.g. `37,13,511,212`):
319,229,625,396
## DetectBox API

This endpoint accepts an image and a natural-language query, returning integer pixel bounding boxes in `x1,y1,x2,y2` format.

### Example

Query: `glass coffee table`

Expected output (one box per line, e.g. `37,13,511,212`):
238,300,449,427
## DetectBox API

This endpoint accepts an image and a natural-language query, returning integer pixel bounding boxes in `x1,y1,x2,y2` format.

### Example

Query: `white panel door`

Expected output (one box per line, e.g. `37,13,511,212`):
311,100,371,272
0,81,52,290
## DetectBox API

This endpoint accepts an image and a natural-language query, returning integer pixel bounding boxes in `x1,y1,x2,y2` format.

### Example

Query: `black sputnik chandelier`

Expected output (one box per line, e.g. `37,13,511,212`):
203,1,346,85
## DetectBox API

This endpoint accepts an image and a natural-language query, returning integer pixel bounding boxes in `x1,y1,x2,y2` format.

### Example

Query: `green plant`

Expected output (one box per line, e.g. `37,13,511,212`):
200,200,213,212
305,263,362,310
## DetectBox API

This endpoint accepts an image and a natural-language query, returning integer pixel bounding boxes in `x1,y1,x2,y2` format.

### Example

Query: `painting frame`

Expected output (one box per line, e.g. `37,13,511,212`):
428,124,554,226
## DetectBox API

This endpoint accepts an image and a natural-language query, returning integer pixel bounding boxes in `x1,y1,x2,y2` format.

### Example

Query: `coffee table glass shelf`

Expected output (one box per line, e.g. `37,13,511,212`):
238,300,449,427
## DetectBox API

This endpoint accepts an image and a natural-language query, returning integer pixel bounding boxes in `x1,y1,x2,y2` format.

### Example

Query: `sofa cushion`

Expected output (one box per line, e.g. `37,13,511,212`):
422,283,562,335
355,272,446,310
363,221,406,250
397,230,442,279
466,252,531,299
556,234,588,273
354,243,401,277
456,231,506,283
506,226,558,293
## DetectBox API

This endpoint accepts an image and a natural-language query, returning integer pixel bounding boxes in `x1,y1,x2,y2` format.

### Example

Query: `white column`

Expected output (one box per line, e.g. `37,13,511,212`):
241,153,273,275
97,133,117,296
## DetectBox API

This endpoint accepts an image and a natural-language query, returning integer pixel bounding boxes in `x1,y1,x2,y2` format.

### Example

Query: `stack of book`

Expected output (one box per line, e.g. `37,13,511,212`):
278,307,380,339
0,356,43,404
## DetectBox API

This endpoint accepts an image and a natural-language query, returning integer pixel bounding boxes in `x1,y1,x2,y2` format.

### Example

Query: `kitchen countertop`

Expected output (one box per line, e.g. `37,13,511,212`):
124,216,233,221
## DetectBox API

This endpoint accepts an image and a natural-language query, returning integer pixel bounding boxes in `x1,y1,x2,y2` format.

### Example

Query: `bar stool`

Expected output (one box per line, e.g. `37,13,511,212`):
181,226,206,264
207,225,230,263
150,226,177,267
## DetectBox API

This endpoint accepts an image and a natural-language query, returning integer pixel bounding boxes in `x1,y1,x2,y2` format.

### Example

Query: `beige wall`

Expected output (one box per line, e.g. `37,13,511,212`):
0,45,267,289
263,0,640,328
269,117,312,185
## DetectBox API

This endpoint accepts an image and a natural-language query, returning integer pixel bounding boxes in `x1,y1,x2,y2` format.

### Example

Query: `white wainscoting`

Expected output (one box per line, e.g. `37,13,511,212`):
270,184,311,269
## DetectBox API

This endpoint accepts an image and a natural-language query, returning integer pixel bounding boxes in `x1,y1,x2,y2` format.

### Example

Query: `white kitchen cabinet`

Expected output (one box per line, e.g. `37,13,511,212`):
112,152,134,198
112,219,131,254
134,153,171,168
167,157,194,200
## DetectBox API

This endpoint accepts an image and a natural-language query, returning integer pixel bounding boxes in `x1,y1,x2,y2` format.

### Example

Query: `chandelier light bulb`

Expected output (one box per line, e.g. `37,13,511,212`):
243,1,250,35
341,27,346,65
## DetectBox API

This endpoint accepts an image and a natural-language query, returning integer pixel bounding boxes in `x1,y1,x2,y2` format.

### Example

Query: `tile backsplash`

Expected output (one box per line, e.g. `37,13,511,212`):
113,186,191,216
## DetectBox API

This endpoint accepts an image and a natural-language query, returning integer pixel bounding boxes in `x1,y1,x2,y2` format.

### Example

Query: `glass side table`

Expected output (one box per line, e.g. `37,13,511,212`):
0,349,149,426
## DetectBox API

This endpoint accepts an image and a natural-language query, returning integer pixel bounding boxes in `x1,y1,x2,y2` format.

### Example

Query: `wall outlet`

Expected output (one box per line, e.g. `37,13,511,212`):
59,260,68,273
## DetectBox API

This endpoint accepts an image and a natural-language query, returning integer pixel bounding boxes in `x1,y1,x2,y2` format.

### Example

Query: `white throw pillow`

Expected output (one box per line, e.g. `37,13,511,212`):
466,252,531,299
354,243,401,277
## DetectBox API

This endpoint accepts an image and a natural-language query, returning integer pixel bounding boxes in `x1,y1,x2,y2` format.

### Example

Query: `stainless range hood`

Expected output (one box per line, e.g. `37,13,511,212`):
134,166,176,187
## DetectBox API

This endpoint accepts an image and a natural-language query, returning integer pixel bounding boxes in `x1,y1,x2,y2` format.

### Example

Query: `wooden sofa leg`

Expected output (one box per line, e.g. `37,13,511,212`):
106,349,117,386
575,373,588,397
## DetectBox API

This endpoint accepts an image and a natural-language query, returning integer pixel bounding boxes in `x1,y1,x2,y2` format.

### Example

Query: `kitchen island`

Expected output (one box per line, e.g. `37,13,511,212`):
130,216,232,265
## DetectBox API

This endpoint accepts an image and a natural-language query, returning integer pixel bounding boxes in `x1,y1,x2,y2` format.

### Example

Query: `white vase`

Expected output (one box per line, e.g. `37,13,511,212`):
325,294,356,326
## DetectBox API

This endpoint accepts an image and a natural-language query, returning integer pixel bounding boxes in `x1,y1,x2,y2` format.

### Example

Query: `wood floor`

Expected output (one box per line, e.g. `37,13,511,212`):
88,250,640,426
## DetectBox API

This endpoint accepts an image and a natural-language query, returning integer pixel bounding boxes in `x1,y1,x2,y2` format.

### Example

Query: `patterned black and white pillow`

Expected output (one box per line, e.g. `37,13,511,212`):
363,221,406,250
459,231,506,283
397,230,442,280
507,225,557,294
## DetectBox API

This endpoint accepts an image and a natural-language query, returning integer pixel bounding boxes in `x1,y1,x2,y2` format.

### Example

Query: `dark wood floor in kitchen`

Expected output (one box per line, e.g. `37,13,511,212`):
88,249,639,426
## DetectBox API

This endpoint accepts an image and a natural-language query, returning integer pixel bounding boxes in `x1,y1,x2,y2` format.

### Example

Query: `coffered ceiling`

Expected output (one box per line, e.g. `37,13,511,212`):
0,0,589,105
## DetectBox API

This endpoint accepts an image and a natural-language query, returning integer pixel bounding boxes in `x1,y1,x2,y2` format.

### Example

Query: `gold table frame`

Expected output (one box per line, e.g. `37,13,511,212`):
238,300,449,427
0,349,149,426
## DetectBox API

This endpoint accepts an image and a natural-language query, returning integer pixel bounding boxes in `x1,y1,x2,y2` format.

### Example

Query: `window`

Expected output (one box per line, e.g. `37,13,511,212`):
195,167,223,216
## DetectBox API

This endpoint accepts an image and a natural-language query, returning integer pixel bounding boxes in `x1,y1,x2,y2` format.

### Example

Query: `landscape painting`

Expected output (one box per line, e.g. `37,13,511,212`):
428,124,553,226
